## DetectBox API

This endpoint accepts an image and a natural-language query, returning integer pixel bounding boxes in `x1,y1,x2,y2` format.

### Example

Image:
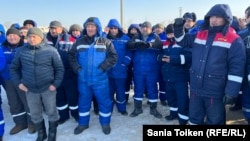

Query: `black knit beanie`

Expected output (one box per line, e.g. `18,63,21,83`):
23,19,36,27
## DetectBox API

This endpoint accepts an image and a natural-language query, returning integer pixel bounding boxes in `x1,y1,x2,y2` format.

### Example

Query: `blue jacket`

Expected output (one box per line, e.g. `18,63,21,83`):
127,32,162,74
0,47,6,84
0,24,5,45
238,23,250,88
174,4,246,98
107,19,131,78
68,17,117,84
158,38,191,82
0,40,24,80
0,47,5,72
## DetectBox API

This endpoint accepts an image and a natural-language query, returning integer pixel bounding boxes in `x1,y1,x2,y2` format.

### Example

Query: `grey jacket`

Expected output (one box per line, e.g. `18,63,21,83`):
10,40,64,93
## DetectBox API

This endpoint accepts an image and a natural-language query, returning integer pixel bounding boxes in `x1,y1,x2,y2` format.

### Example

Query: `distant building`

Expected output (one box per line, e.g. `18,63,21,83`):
37,26,49,33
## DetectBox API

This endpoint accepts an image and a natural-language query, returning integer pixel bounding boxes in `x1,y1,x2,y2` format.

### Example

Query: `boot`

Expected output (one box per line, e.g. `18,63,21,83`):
130,100,143,117
9,124,28,135
28,124,36,134
47,121,58,141
74,125,89,135
150,102,162,118
102,124,111,135
35,120,47,141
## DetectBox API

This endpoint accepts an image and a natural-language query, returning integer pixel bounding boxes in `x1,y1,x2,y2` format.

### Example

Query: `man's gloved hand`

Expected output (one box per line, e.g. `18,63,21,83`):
173,18,185,38
98,64,108,72
136,41,150,50
223,95,237,106
174,18,185,28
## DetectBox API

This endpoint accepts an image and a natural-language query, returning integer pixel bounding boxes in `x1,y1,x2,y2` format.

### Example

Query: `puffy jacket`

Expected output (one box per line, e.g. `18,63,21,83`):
158,38,191,82
10,40,64,93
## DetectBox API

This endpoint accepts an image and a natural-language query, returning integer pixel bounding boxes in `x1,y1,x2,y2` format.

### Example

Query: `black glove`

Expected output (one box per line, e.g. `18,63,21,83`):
223,95,237,106
173,18,185,28
173,18,185,38
98,64,108,72
136,42,150,50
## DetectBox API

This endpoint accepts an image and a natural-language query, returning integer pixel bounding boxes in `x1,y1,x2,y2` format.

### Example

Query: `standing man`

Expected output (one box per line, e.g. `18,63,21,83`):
46,20,79,124
68,17,117,135
173,4,246,124
127,21,163,118
158,24,191,125
0,47,6,141
238,7,250,125
154,23,168,106
1,28,36,135
106,19,131,115
10,27,64,141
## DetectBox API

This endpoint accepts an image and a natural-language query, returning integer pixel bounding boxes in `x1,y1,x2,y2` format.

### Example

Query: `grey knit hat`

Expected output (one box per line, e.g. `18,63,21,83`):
27,27,44,39
69,24,82,34
49,20,62,28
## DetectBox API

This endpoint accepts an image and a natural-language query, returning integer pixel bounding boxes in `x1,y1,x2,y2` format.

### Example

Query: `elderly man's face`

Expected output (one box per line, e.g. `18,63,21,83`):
141,26,152,36
86,24,97,37
49,27,63,37
209,16,226,27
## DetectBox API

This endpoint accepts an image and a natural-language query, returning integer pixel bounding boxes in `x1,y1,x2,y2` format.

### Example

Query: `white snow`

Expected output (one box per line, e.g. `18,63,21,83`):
0,86,246,141
1,87,177,141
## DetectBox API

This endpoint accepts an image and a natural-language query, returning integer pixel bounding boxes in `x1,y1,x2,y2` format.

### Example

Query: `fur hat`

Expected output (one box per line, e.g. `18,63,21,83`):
27,27,44,39
183,12,197,22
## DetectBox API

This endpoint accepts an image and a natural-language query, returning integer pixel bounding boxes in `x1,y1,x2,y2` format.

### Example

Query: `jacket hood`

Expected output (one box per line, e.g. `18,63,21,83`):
127,24,141,38
107,19,122,30
204,4,232,24
82,17,103,37
0,24,6,44
201,4,233,33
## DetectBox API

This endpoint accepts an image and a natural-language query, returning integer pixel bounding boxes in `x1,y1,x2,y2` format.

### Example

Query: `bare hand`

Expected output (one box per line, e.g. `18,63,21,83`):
162,56,170,63
49,85,56,91
19,83,28,92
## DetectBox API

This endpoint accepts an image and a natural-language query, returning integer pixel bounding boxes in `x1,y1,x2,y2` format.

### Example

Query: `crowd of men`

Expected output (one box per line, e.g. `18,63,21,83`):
0,3,249,141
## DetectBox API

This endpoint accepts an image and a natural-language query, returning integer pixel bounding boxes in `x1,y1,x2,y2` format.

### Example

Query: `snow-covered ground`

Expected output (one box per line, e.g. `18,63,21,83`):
1,86,247,141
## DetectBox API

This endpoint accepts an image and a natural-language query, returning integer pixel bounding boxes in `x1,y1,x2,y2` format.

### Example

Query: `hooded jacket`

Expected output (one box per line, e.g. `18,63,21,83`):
0,24,6,45
175,4,246,98
106,19,131,78
68,17,117,84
